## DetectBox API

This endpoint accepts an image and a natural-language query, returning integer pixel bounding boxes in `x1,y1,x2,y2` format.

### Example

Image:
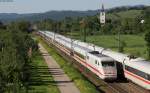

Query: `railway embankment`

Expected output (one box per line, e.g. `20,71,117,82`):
38,43,81,93
37,36,100,93
37,33,150,93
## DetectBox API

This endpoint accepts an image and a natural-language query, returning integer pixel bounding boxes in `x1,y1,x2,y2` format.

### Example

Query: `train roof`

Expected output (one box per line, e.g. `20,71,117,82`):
89,51,107,57
88,51,114,61
57,36,92,52
42,31,150,74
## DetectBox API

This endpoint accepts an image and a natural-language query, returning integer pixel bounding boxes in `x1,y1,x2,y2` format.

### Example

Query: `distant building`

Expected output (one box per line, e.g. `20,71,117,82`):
100,4,106,24
140,20,145,24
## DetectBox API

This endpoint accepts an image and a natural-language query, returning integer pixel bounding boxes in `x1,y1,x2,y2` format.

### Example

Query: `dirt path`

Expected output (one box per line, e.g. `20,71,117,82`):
38,43,80,93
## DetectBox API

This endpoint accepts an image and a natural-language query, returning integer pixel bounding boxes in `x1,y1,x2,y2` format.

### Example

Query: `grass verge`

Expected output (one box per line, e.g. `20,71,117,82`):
37,37,100,93
28,52,60,93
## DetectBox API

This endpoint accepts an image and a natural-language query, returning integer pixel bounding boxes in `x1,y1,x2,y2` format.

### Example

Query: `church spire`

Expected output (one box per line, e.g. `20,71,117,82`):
100,4,106,24
101,4,104,12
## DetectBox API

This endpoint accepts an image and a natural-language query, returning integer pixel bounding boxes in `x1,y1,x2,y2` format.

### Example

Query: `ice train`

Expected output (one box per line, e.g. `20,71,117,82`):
38,31,150,90
39,31,117,80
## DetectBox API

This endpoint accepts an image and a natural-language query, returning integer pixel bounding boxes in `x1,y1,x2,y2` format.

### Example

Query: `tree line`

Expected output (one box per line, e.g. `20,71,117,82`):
35,6,150,59
0,21,38,93
36,7,149,35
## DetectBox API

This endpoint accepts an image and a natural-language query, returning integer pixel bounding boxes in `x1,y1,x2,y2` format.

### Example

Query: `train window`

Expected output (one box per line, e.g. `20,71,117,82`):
102,62,114,67
125,65,150,80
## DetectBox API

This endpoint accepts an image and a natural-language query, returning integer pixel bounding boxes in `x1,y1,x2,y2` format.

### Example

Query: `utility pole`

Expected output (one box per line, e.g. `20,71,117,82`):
53,22,57,42
114,13,123,52
80,18,87,42
70,23,74,56
118,26,121,52
83,27,86,42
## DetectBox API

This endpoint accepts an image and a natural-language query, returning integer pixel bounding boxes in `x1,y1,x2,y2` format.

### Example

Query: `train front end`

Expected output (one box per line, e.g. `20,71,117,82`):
101,60,117,80
86,51,117,80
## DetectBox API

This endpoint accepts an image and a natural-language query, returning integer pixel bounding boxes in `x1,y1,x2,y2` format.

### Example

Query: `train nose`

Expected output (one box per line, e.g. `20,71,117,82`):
104,69,117,75
103,68,117,80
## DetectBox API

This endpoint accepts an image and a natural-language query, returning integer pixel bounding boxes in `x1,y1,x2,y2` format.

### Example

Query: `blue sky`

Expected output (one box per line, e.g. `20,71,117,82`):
0,0,149,13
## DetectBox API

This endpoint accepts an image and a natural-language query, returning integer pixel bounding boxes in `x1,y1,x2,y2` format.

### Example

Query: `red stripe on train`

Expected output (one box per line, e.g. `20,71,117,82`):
55,43,105,77
125,70,150,84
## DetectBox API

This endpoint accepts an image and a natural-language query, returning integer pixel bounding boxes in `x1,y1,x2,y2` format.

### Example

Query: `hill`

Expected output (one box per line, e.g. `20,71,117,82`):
0,10,99,23
107,10,143,20
0,5,147,23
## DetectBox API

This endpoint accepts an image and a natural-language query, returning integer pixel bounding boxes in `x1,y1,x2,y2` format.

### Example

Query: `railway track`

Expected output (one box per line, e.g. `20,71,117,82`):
116,82,150,93
39,35,150,93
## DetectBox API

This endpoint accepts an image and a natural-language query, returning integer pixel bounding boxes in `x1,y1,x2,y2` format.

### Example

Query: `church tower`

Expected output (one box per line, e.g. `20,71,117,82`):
100,4,106,24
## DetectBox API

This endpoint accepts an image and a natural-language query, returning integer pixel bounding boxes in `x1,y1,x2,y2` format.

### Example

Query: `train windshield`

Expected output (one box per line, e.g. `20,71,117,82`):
102,61,115,67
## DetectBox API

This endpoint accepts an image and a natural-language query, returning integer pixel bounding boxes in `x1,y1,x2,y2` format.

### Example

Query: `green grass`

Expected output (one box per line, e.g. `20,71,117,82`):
37,37,100,93
86,35,146,48
28,52,60,93
87,35,147,58
71,33,148,59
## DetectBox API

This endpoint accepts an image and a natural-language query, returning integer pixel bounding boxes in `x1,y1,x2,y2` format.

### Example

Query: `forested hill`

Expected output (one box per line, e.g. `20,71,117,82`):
0,5,147,23
0,10,99,22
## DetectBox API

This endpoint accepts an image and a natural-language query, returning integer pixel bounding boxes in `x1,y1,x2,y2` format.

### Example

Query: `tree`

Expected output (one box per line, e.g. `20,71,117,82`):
0,21,6,29
7,21,31,33
0,21,38,92
80,18,88,42
143,7,150,59
64,17,72,32
145,31,150,59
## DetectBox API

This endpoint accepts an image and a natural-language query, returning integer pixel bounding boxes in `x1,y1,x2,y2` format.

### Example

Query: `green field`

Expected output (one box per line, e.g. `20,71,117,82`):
87,35,147,58
68,33,148,59
37,37,100,93
28,52,60,93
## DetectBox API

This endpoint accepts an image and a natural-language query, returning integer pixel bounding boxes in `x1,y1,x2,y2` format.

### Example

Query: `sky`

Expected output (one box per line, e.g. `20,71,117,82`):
0,0,149,14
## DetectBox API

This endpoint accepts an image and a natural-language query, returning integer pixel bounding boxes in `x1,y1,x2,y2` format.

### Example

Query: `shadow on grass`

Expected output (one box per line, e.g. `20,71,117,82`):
28,66,72,87
28,66,56,86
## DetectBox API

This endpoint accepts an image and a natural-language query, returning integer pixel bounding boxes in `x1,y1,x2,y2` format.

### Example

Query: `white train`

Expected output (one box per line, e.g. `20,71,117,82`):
39,31,117,80
86,51,117,80
124,57,150,90
98,48,150,89
39,31,150,90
